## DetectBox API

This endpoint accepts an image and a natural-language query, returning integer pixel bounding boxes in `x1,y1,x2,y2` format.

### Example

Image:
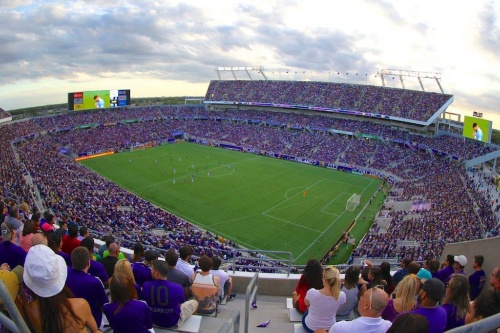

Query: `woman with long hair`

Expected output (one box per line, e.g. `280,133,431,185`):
103,274,152,333
380,262,394,294
302,265,346,332
17,245,99,333
292,258,323,313
381,274,419,322
442,274,470,330
113,258,142,297
367,266,387,290
336,266,362,320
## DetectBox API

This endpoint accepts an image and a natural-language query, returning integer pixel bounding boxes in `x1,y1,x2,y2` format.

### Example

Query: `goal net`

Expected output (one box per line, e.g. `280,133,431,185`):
346,193,361,211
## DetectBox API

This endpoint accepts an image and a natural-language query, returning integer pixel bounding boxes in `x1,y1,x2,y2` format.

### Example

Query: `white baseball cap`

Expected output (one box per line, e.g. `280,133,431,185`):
454,255,467,267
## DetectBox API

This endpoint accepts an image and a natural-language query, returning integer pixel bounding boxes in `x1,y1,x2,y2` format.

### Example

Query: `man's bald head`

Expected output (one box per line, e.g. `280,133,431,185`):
108,242,120,257
358,287,389,317
31,233,47,246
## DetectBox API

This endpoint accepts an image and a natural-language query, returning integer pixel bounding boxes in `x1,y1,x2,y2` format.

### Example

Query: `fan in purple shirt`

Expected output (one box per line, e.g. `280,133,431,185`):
441,274,469,331
409,278,447,333
66,247,108,327
468,255,486,301
81,236,109,286
104,274,152,333
142,260,198,328
132,250,159,287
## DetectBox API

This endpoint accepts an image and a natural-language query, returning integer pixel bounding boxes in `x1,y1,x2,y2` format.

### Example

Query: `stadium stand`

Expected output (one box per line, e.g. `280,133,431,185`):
2,79,500,332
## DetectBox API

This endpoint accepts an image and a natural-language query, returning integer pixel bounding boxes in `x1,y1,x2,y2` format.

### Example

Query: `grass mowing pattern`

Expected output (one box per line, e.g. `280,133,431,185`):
80,142,382,264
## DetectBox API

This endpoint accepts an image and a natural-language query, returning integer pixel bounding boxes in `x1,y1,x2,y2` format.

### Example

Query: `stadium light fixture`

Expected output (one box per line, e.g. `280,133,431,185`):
377,68,444,93
214,66,268,80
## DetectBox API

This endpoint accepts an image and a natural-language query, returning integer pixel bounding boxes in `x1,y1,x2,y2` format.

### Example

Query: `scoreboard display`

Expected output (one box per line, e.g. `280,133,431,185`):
462,116,492,143
68,89,131,111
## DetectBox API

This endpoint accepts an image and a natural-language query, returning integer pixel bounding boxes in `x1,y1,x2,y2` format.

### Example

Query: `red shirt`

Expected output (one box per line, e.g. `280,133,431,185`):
61,235,81,255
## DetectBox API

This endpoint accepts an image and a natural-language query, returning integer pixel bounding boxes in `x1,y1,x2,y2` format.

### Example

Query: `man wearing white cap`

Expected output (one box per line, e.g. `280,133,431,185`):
18,245,100,333
453,255,467,276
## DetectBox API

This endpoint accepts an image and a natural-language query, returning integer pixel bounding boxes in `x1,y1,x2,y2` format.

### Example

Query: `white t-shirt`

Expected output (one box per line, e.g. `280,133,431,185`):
210,269,229,298
330,316,392,333
305,289,347,331
176,258,194,278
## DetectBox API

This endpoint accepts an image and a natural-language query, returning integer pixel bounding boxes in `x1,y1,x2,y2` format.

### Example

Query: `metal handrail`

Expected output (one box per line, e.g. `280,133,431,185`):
217,309,240,333
446,312,500,333
231,249,293,277
244,273,259,333
0,279,30,333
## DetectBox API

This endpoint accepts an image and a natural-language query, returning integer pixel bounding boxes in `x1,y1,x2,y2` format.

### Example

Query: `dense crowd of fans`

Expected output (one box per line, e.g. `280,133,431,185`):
205,80,453,122
0,105,498,265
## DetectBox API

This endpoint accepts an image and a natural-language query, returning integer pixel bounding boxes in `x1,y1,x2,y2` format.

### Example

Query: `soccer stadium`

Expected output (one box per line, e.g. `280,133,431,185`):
1,73,500,332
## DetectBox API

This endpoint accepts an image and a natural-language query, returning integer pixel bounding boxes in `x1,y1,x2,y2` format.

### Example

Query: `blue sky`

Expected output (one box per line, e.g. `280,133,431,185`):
1,0,499,126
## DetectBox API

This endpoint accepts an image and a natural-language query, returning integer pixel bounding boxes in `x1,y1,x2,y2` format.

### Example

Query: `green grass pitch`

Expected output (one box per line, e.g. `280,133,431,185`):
80,142,382,264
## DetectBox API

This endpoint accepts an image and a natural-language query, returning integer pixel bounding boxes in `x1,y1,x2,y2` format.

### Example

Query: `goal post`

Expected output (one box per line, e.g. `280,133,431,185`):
346,193,361,211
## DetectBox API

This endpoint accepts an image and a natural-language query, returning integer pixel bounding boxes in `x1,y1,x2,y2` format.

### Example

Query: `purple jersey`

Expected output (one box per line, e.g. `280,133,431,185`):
66,268,108,327
103,300,152,333
468,270,485,301
132,262,153,287
142,279,185,328
409,306,447,333
442,303,465,331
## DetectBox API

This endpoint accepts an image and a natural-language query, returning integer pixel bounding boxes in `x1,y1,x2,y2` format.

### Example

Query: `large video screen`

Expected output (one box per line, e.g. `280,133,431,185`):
68,89,131,111
462,116,492,143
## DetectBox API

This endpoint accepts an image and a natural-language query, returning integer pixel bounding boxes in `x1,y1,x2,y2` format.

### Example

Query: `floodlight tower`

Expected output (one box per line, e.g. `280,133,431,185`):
377,68,444,93
214,66,268,80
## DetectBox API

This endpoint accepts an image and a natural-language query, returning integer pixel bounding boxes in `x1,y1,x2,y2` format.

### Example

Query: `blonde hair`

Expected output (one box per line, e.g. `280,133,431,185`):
324,266,342,300
20,202,29,214
396,274,419,312
113,259,136,283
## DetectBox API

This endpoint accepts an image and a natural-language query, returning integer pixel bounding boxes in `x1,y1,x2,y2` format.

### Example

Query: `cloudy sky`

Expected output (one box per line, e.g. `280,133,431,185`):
1,0,499,125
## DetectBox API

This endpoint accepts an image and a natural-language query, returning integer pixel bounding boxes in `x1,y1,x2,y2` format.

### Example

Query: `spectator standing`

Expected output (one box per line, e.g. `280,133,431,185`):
489,266,500,292
435,255,455,284
452,255,467,276
441,274,470,331
468,255,486,301
409,278,447,333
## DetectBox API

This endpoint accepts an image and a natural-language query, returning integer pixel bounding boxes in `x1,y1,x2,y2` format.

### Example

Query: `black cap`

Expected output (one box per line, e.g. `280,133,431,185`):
423,278,445,301
145,249,160,261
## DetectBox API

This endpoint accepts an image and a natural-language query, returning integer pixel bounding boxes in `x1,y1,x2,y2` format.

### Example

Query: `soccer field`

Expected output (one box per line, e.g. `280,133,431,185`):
80,142,382,264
